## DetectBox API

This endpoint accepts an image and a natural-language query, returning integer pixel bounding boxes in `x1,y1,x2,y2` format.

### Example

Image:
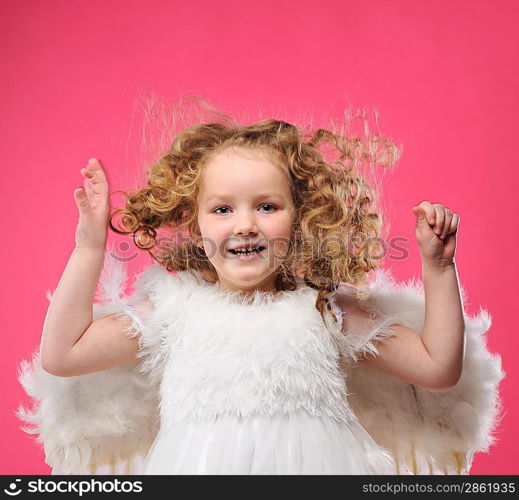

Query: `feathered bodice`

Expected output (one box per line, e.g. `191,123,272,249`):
121,267,357,427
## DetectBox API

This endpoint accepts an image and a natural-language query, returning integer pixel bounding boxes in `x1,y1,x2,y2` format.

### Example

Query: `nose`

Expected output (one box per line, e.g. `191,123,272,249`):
233,212,258,236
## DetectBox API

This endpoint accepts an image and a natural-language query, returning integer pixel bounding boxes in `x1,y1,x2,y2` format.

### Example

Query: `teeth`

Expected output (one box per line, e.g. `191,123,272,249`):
231,247,262,255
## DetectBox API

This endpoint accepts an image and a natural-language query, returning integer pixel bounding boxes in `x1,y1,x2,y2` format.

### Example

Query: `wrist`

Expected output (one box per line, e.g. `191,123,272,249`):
422,258,456,274
73,244,106,258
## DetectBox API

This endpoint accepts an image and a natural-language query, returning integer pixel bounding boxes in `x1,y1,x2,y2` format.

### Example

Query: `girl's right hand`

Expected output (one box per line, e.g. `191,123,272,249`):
74,158,110,250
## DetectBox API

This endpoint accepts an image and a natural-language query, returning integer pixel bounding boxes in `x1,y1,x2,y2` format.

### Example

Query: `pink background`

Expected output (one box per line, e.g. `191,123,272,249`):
2,0,517,475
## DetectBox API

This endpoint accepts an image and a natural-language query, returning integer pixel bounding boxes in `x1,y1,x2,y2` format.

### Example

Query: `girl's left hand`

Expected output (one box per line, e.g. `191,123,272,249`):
411,201,460,266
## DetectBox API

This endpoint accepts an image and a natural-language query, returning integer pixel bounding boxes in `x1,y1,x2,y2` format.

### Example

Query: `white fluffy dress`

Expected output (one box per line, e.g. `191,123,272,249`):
17,256,504,475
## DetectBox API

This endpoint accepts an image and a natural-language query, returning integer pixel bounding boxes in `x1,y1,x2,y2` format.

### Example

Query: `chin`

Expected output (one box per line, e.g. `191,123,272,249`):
220,268,275,289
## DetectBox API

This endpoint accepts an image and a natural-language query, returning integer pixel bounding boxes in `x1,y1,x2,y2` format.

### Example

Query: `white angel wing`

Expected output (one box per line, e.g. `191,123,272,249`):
333,268,505,475
16,252,165,475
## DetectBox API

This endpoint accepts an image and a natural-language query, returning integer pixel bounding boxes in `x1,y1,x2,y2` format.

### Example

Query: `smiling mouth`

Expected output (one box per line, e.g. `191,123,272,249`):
227,246,266,256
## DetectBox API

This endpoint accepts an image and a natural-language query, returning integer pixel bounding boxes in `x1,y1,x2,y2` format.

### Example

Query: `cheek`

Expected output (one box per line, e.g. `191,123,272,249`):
265,214,293,238
264,216,293,256
198,217,230,257
198,216,222,237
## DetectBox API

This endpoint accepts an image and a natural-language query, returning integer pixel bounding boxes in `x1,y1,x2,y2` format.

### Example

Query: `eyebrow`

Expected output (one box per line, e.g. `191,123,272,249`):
206,192,284,203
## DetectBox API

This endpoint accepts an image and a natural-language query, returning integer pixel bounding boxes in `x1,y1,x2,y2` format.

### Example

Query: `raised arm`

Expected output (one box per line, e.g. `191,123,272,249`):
40,159,141,377
340,201,465,391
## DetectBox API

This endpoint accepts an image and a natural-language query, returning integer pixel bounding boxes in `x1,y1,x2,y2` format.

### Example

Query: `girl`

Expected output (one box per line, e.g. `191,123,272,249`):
18,116,503,475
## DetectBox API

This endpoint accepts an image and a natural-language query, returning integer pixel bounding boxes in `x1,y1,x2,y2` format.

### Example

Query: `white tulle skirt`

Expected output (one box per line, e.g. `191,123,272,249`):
140,411,397,475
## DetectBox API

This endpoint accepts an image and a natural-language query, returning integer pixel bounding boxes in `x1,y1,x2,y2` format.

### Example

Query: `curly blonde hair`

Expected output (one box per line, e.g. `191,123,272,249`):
109,98,400,327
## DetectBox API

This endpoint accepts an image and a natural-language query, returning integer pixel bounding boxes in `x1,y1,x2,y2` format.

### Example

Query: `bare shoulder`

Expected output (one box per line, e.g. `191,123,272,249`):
333,286,380,334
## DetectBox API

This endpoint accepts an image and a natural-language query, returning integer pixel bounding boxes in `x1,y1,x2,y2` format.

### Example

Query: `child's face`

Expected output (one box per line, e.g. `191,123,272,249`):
197,147,294,294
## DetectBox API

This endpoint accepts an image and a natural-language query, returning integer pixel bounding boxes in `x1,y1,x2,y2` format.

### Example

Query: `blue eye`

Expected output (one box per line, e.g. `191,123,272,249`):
213,204,277,214
213,207,230,214
259,204,277,212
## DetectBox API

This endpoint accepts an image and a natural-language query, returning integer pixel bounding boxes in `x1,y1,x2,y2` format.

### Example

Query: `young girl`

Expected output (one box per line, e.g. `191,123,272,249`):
18,116,504,475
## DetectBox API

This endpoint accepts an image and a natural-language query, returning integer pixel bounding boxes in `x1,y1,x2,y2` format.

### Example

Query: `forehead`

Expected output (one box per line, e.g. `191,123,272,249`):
199,147,291,196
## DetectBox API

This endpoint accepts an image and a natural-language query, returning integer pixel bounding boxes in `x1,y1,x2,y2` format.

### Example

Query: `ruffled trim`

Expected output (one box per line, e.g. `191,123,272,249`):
176,269,313,308
328,283,404,363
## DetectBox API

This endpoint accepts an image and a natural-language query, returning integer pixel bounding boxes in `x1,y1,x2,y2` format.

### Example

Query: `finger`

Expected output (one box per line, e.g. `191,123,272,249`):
83,164,107,187
74,187,90,210
87,158,108,183
448,213,460,234
432,204,445,235
84,177,94,199
91,179,109,196
85,157,98,169
412,205,434,224
412,206,428,224
440,209,453,240
80,167,94,178
415,201,436,225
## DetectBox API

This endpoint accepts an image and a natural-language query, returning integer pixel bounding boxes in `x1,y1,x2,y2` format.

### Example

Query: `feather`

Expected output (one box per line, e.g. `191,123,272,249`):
339,267,505,474
17,249,161,474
